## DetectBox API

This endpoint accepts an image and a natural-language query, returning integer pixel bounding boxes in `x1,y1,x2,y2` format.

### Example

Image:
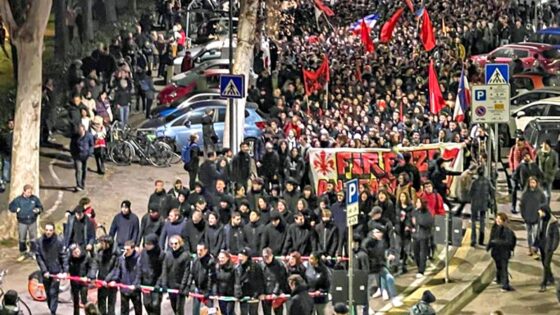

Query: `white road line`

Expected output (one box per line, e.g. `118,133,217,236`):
44,148,67,216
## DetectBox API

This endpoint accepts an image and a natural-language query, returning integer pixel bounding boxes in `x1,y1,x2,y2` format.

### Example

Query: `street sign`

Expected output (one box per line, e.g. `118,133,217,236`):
471,84,510,123
346,179,359,226
485,64,509,85
219,74,245,99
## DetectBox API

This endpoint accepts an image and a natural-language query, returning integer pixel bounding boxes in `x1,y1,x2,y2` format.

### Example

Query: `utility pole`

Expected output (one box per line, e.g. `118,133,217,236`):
228,0,236,153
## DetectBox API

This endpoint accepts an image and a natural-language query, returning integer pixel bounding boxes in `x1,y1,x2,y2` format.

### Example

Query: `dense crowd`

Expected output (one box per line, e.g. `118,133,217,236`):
3,0,560,314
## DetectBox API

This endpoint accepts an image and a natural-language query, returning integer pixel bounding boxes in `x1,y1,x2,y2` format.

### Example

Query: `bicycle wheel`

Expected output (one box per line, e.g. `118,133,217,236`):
109,141,134,166
147,141,173,167
158,141,182,164
27,271,46,301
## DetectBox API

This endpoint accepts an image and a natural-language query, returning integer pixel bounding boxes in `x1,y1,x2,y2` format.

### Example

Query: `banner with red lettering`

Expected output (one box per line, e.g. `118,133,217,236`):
308,143,464,196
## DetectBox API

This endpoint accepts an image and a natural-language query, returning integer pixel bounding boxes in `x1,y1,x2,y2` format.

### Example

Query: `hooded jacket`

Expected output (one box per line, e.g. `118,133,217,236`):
139,212,164,245
160,245,191,289
204,223,225,257
261,220,287,255
534,205,560,254
136,234,165,286
520,187,546,225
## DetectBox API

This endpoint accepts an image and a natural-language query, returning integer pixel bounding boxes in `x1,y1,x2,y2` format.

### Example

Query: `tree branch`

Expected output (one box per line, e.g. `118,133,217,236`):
0,0,19,37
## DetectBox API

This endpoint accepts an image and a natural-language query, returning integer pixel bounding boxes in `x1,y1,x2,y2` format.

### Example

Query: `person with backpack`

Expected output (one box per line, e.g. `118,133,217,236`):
487,212,517,292
182,134,201,189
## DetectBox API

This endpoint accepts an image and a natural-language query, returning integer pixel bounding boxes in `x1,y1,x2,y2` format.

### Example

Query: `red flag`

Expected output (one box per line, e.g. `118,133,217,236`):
303,55,330,96
360,19,375,53
314,0,334,17
428,60,445,114
420,9,436,51
404,0,414,12
380,8,405,43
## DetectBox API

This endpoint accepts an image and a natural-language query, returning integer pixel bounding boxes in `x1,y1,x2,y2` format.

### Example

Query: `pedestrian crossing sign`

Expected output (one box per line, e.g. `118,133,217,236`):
220,74,245,99
485,64,509,85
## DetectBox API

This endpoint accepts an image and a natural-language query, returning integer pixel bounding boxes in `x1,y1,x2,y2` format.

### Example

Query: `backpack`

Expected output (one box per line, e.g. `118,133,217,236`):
139,78,151,92
181,142,198,165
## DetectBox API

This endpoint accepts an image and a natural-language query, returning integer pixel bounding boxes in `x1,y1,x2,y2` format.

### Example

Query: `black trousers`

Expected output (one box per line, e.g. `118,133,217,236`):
43,277,60,315
239,301,259,315
262,300,283,315
143,291,162,315
413,238,429,274
94,148,105,174
121,291,143,315
494,257,510,289
540,248,555,286
169,293,185,315
70,283,88,315
97,287,117,315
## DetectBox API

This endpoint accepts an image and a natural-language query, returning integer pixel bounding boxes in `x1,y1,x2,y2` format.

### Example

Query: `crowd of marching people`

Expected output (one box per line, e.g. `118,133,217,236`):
3,0,560,314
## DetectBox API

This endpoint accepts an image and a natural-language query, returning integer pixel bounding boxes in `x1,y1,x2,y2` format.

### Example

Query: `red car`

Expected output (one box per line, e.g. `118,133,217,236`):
470,43,560,74
157,69,228,105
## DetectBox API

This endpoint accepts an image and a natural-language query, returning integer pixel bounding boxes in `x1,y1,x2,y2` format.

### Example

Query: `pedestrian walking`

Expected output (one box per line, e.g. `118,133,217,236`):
520,176,546,256
202,108,217,155
70,124,94,191
534,205,559,292
411,198,434,278
536,139,558,204
9,184,43,261
90,116,107,175
487,212,517,292
469,167,494,247
182,134,201,189
508,137,535,214
68,244,97,315
36,222,67,315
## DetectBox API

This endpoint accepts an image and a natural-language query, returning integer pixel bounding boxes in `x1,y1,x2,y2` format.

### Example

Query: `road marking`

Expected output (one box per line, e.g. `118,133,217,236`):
44,148,67,216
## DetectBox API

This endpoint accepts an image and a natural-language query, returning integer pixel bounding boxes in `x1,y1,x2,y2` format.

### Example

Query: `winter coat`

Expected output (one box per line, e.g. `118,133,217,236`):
537,149,558,184
147,190,172,214
36,234,68,275
411,209,434,241
187,254,216,293
198,160,220,193
396,184,417,205
109,212,140,248
520,188,546,225
288,284,314,315
305,263,330,304
261,221,287,255
68,252,97,280
96,248,117,281
315,220,340,257
202,114,216,143
420,192,445,216
231,152,253,185
223,224,248,255
234,260,265,298
353,248,370,272
109,251,141,294
262,258,289,294
181,219,206,253
362,237,387,274
160,247,191,289
214,262,236,296
137,242,165,286
70,132,95,160
393,163,421,191
159,217,187,249
509,143,535,172
139,212,164,245
282,224,318,256
287,264,307,280
64,215,95,248
534,207,560,254
9,194,43,225
260,150,281,179
487,224,517,261
204,223,225,257
377,199,397,226
247,189,268,213
514,161,543,189
283,189,301,213
244,221,265,255
284,154,305,183
469,176,494,214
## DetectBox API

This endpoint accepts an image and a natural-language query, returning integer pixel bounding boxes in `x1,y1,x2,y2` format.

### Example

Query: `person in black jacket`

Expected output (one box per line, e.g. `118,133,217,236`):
147,180,172,215
186,243,216,315
136,234,165,315
430,157,462,207
139,208,164,246
181,210,206,253
411,198,434,277
109,200,140,250
487,212,517,292
259,142,280,190
198,152,220,193
305,252,331,315
261,211,287,255
64,205,95,251
202,108,216,156
287,251,307,280
231,141,254,189
36,223,68,315
184,134,202,189
67,244,97,315
205,212,225,257
95,236,117,315
244,210,265,255
223,212,248,255
235,247,265,315
261,247,289,315
315,209,340,257
160,235,190,315
282,213,318,256
214,250,236,315
534,205,559,292
287,274,313,315
392,152,421,191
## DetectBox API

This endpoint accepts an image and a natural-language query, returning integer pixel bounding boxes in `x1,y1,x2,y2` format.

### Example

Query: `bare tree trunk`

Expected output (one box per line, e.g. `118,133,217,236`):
128,0,137,15
80,0,93,42
265,0,281,40
0,0,53,240
105,0,117,23
54,0,68,56
224,0,259,152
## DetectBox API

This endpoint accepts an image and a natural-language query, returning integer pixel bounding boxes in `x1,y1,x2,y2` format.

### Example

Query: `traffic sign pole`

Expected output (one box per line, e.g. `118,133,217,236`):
345,179,359,314
348,221,354,314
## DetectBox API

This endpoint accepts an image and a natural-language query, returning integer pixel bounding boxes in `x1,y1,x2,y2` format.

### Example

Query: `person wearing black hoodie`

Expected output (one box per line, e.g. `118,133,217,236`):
159,208,187,250
108,241,142,315
261,247,289,315
109,200,140,250
36,223,67,315
160,235,191,315
534,205,559,292
287,274,313,315
411,199,434,277
216,195,234,226
95,236,118,315
147,180,172,215
205,212,225,257
223,212,248,255
214,250,236,315
487,212,517,292
283,178,301,212
170,191,191,220
181,210,206,253
68,244,97,315
235,247,265,315
139,208,164,246
261,211,287,255
520,176,547,256
64,205,96,251
136,234,165,315
315,209,340,257
244,209,265,255
282,213,318,256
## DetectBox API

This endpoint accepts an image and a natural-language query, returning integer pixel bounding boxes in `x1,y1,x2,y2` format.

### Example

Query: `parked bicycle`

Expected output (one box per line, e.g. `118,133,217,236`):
107,125,174,167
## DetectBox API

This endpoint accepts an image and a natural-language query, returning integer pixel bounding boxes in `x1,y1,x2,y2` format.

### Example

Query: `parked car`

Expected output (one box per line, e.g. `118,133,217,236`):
511,72,560,95
137,100,266,152
470,43,560,74
532,27,560,48
193,17,239,44
173,39,236,74
157,69,228,105
523,118,560,180
507,96,560,141
150,90,222,118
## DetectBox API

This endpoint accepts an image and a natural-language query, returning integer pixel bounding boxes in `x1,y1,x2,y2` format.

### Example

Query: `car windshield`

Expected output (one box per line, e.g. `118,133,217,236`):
174,72,198,87
542,49,560,59
164,108,190,123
